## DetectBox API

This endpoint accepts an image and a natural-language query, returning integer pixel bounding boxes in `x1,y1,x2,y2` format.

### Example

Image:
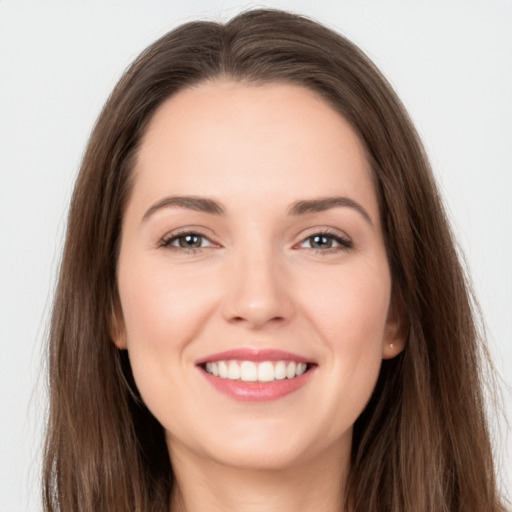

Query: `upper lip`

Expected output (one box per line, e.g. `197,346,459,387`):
195,348,314,365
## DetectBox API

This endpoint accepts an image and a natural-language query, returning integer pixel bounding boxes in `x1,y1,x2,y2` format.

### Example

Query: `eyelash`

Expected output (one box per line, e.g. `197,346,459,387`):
158,229,353,254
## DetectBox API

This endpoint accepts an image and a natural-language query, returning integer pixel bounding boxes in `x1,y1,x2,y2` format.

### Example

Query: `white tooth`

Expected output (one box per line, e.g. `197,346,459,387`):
296,362,307,376
205,362,212,374
211,362,219,376
218,360,228,378
257,361,275,382
240,361,257,382
275,361,287,380
227,361,240,380
286,361,296,379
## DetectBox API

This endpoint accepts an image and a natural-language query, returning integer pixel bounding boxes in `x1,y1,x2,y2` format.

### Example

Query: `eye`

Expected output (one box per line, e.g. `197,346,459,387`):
299,232,352,252
159,231,216,251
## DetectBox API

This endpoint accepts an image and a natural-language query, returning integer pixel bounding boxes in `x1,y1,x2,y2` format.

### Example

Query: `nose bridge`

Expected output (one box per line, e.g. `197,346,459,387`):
222,237,293,328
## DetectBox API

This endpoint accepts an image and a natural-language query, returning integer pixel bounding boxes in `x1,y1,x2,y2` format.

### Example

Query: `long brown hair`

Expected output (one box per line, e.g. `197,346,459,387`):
43,9,506,511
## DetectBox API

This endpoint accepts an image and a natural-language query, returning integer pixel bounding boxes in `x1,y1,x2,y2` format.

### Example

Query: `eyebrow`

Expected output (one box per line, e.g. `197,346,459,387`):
288,197,373,225
142,195,373,225
142,196,225,221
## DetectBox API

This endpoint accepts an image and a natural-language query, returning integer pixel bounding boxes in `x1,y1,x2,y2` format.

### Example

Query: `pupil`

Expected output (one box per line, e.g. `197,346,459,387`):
312,235,331,248
180,234,201,248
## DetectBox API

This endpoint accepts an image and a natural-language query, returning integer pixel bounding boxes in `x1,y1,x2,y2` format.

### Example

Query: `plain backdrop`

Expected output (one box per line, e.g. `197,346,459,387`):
0,1,511,510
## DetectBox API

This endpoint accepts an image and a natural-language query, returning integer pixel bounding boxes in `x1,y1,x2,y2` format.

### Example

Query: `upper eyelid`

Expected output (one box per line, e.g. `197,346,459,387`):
156,229,216,251
296,226,351,242
160,226,216,241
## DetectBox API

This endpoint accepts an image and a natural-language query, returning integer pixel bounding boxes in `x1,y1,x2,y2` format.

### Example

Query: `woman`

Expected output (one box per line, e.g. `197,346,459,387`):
42,8,506,512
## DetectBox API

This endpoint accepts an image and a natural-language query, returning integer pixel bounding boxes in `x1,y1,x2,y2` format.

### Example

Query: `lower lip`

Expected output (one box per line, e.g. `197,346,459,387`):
200,368,314,402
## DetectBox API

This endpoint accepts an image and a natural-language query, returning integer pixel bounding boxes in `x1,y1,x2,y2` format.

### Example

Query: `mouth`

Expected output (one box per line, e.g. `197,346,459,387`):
196,349,316,401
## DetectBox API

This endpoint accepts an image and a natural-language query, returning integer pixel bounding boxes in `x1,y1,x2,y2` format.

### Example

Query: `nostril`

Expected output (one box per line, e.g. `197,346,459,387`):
228,315,286,327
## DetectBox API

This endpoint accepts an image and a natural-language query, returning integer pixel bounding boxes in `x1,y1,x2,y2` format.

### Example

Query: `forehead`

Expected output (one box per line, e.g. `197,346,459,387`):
131,79,378,220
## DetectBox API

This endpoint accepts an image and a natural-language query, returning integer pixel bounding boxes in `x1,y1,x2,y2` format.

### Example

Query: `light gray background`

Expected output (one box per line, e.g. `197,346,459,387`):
1,1,511,510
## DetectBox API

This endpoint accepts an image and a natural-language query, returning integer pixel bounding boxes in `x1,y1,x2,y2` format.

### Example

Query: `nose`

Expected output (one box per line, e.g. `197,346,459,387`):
221,247,295,330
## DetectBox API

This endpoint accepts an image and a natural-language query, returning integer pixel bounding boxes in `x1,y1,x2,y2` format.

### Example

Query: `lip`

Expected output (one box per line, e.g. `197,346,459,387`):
199,367,314,402
196,348,316,402
195,348,312,365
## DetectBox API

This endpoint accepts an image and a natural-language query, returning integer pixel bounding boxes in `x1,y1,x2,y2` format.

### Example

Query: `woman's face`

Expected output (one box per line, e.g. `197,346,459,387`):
114,80,404,471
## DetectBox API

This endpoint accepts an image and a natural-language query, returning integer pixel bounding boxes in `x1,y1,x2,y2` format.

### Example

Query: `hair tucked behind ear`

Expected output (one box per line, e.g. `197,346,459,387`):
43,8,507,512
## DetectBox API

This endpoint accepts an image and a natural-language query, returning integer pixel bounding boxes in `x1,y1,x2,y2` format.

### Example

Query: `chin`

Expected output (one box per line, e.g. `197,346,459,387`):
172,418,350,473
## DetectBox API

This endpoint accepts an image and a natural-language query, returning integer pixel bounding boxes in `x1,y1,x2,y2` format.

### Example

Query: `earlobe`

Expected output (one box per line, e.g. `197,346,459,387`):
382,338,406,359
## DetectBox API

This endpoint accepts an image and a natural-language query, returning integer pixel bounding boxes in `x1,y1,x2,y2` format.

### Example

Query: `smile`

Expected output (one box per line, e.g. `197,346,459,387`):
204,360,308,382
197,349,315,402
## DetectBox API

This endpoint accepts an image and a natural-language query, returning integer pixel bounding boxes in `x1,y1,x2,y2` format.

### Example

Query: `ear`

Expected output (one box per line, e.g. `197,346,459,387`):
382,288,408,360
110,301,127,350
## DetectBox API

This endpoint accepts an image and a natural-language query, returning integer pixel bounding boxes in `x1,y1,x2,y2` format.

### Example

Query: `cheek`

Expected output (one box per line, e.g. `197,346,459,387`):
302,259,391,347
118,255,216,349
299,258,391,411
116,256,218,409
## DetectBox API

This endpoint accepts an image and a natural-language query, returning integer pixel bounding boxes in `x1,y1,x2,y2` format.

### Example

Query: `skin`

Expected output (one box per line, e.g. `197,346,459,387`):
113,80,405,512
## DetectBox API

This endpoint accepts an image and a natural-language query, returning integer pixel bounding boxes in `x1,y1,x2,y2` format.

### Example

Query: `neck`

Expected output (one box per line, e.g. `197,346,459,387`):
169,440,350,512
